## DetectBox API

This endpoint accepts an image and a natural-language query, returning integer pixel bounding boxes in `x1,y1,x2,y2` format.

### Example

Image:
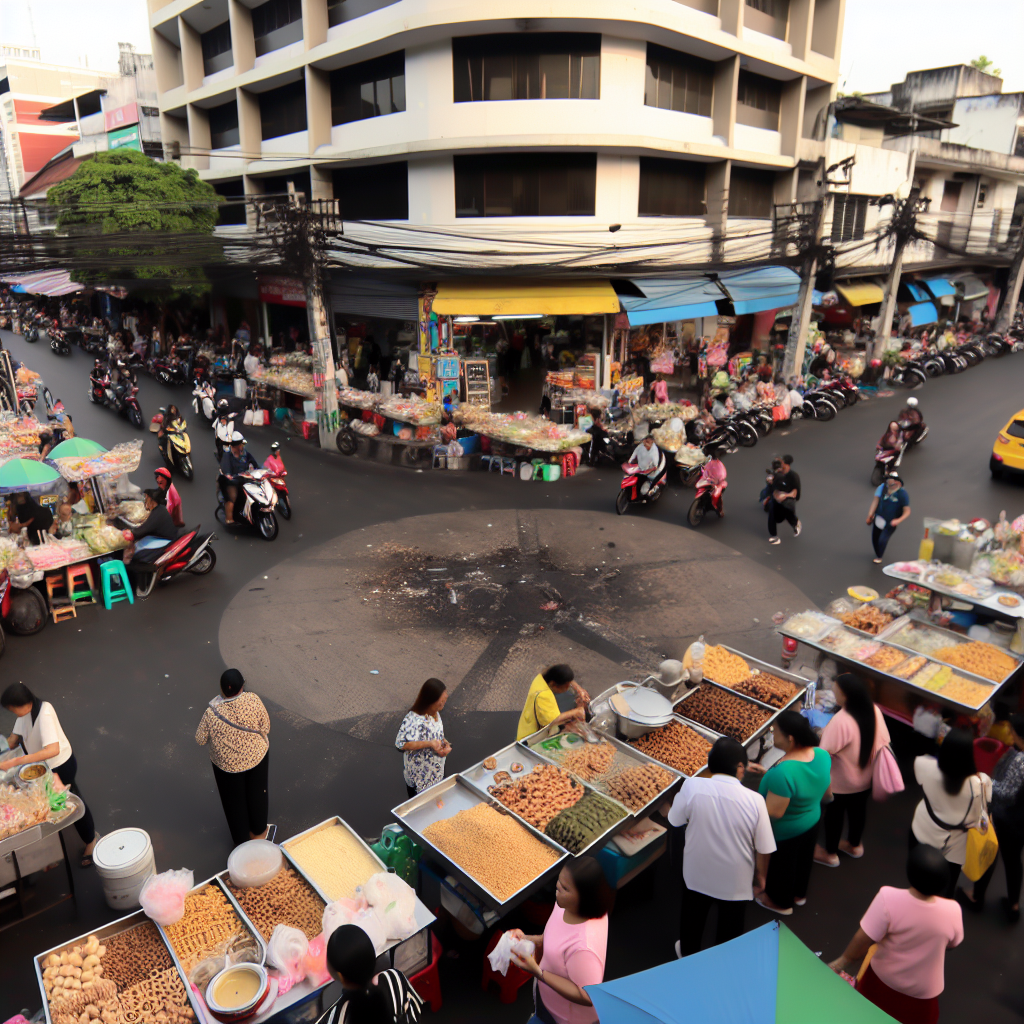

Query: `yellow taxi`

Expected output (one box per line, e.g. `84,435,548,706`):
991,409,1024,477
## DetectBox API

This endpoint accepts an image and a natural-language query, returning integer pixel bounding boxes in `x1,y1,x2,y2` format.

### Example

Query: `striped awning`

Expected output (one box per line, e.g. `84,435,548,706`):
1,270,83,297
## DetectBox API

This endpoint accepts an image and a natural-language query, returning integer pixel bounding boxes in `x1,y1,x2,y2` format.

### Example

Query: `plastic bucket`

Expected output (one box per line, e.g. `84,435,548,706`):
93,828,156,910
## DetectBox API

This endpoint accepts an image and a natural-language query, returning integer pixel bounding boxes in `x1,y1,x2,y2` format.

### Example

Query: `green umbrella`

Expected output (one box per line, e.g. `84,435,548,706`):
0,458,62,493
48,437,107,459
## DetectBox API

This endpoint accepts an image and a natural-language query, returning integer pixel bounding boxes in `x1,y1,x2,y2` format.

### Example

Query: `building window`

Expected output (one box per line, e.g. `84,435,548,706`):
736,71,781,131
940,179,962,213
454,153,596,217
977,184,988,209
214,179,246,226
644,44,713,117
201,21,232,76
453,34,600,102
729,167,775,218
330,51,405,126
209,99,239,148
251,0,303,57
1015,131,1024,158
744,0,789,39
332,162,408,219
830,193,869,242
258,80,307,140
638,157,706,216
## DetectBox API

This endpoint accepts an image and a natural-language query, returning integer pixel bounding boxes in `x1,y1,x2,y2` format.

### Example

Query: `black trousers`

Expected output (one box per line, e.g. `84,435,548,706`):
765,823,818,909
972,819,1024,907
212,752,269,847
678,882,746,956
908,830,961,899
822,789,871,854
53,753,96,847
767,501,798,537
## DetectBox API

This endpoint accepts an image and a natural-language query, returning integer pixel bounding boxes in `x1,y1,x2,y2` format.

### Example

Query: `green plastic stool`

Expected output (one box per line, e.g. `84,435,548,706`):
99,561,134,609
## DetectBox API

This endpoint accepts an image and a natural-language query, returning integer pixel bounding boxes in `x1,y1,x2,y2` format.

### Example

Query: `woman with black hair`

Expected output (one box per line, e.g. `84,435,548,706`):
317,924,422,1024
829,844,963,1024
815,674,891,866
1,682,98,866
747,711,831,915
508,856,613,1024
195,669,271,846
394,678,451,798
910,727,991,898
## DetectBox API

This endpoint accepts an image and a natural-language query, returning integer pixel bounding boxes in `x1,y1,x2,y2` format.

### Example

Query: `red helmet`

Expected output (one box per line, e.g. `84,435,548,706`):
870,359,882,368
154,467,172,481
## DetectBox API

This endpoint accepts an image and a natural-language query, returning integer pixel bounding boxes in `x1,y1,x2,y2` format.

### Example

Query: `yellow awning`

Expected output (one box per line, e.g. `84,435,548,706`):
433,279,620,316
836,280,885,306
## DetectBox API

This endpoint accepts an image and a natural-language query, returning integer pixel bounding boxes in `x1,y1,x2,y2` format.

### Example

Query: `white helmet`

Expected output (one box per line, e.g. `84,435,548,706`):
906,397,918,408
230,431,246,444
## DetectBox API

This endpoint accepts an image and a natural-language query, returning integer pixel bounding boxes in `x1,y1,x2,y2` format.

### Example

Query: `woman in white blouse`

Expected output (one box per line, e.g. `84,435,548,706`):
395,679,451,798
910,728,991,898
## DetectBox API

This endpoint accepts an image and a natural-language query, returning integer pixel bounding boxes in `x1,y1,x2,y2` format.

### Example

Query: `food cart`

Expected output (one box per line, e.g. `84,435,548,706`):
333,388,443,466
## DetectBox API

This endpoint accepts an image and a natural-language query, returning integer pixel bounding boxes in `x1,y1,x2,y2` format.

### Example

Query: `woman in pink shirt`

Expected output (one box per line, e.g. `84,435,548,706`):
509,857,612,1024
814,674,890,867
154,468,184,528
829,844,963,1024
263,441,286,476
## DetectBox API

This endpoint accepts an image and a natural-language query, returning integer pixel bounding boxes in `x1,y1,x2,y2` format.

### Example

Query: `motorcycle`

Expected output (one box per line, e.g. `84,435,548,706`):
49,326,70,356
89,369,144,428
872,439,905,486
801,386,840,420
192,379,217,424
899,415,928,448
889,359,927,389
984,332,1012,357
24,312,46,343
151,355,189,387
615,449,669,515
216,468,279,540
159,421,194,480
687,447,728,527
126,527,217,599
268,470,291,520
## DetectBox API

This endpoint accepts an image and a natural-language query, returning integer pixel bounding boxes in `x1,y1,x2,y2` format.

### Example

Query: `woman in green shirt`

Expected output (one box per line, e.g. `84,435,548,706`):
748,711,832,915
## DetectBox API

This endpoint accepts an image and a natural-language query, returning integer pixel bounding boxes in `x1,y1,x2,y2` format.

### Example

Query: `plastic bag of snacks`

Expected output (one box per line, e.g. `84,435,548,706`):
322,896,387,953
487,931,536,976
140,867,194,926
360,872,417,941
267,924,309,985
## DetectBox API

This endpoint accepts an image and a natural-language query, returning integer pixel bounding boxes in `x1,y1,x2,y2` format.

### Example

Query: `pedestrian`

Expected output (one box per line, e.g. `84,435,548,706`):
508,856,613,1024
517,665,590,741
866,472,911,564
814,674,891,866
829,844,963,1024
667,737,776,957
0,683,99,866
316,924,423,1024
766,454,801,545
746,711,831,914
909,728,991,898
194,668,272,847
394,678,452,799
961,712,1024,921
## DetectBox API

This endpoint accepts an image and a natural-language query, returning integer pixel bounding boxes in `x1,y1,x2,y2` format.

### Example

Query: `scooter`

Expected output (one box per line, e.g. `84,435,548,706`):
126,527,217,599
615,449,669,515
89,369,144,428
216,469,279,540
889,360,927,389
152,355,189,387
192,379,217,424
268,470,291,520
24,312,46,343
687,447,728,527
49,326,71,356
159,420,194,480
872,439,906,486
801,386,840,420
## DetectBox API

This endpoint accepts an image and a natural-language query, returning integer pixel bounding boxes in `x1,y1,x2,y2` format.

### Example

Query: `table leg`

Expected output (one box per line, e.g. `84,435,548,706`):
58,828,76,899
12,847,25,919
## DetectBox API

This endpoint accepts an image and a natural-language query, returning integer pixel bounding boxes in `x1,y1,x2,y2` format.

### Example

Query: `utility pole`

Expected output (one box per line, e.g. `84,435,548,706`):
995,227,1024,332
782,177,829,380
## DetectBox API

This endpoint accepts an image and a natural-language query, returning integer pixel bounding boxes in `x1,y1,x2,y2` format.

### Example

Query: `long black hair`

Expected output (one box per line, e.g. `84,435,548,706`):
774,710,819,749
835,674,877,769
1,682,42,725
326,925,391,1023
411,678,446,715
937,728,977,796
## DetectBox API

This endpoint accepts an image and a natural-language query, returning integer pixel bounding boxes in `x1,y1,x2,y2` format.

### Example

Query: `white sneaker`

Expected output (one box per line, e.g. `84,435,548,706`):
769,537,781,545
794,521,802,537
674,940,683,959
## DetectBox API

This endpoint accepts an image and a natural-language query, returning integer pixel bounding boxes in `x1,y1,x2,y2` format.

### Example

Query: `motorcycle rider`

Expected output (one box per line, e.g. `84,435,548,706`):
879,420,902,452
219,432,258,526
898,396,926,444
213,400,236,461
629,430,663,488
263,441,285,475
154,467,184,528
157,404,187,464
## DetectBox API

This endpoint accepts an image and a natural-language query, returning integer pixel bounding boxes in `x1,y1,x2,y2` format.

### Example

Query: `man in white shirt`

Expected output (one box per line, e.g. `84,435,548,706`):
629,434,661,477
668,737,776,957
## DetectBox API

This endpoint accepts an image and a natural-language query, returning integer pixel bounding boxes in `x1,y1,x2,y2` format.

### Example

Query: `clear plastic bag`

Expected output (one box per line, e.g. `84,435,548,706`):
267,924,308,983
360,872,417,941
487,931,536,977
322,896,388,954
139,867,194,926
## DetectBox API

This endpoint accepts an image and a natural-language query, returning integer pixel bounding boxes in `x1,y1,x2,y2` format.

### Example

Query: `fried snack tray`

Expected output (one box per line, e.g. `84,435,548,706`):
597,714,722,778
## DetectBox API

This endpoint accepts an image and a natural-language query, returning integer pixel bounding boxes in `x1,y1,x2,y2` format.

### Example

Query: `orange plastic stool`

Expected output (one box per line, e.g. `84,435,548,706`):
44,572,77,623
66,563,96,605
410,931,443,1013
481,929,532,1004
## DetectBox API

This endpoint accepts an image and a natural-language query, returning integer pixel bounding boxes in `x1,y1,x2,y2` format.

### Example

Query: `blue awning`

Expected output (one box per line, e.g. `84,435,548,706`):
923,277,956,298
908,301,938,327
617,277,724,326
904,282,929,302
716,267,802,315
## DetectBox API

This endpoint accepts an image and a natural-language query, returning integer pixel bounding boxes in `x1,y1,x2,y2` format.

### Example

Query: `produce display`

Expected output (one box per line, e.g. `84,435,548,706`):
839,606,893,634
489,764,585,831
25,537,92,571
379,393,441,425
820,628,879,659
78,522,129,555
677,685,772,743
249,365,315,398
780,611,839,642
604,763,676,811
862,646,908,673
421,802,561,901
893,656,929,679
284,822,382,901
109,500,148,525
630,403,698,424
0,415,45,457
54,440,143,482
226,866,325,942
730,672,802,709
161,884,253,974
0,780,50,840
454,408,590,453
702,646,751,685
629,721,713,777
544,792,627,854
932,642,1018,682
650,423,686,452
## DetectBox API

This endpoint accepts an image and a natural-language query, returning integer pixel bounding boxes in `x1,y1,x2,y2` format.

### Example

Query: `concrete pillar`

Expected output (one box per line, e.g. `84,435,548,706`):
159,112,189,163
302,0,328,50
228,0,255,76
178,16,204,93
712,55,739,148
779,77,806,158
237,86,262,156
706,160,731,260
186,104,211,170
311,165,333,202
788,0,814,63
305,65,331,155
243,173,266,229
151,30,183,92
719,0,743,36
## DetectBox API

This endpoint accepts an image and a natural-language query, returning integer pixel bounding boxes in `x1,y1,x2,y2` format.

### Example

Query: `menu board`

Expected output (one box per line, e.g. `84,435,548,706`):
463,359,491,407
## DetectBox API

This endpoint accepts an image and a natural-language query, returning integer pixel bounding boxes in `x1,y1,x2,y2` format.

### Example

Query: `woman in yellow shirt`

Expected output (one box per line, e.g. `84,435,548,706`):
517,664,590,741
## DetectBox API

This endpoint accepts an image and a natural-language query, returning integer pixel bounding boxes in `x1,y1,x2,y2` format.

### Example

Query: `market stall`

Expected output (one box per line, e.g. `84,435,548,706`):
334,388,443,466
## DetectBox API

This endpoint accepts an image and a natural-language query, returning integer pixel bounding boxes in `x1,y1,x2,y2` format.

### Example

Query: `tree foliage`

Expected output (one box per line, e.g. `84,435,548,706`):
970,56,1001,78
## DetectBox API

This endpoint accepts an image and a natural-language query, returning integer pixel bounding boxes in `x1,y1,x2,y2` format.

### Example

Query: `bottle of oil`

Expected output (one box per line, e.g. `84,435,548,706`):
918,527,934,562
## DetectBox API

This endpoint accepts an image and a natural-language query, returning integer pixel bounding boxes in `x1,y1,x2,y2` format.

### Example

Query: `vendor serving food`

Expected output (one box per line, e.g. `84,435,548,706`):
517,664,591,742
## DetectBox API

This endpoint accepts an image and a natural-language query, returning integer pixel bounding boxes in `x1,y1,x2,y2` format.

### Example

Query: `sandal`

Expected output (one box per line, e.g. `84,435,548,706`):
81,854,94,868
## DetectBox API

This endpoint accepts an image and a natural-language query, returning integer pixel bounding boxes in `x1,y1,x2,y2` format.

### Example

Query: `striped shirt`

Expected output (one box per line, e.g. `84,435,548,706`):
315,969,423,1024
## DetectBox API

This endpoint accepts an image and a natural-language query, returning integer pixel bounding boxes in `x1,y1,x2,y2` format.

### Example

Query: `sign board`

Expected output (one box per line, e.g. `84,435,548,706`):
107,125,142,152
463,359,491,407
436,355,460,380
104,102,139,132
259,276,306,308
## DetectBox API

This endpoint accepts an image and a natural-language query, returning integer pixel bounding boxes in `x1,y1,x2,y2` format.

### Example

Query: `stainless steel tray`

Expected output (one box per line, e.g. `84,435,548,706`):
521,725,683,821
391,775,566,912
674,679,778,747
461,741,554,796
282,815,388,904
1,795,84,857
598,715,721,778
701,646,811,708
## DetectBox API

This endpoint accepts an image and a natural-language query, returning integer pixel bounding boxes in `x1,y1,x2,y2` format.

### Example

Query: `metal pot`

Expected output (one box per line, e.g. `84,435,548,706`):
205,963,270,1022
610,684,674,739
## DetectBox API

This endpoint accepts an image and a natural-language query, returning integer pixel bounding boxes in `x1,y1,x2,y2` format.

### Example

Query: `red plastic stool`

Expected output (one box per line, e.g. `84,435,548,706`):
481,930,532,1004
410,931,443,1013
974,737,1007,776
66,563,96,605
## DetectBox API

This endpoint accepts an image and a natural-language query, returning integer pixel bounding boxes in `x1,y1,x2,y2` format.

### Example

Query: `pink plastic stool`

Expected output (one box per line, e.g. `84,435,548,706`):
410,931,443,1013
481,930,532,1004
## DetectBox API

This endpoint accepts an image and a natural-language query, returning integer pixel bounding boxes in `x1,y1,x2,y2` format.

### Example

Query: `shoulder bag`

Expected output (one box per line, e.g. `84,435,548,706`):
963,782,999,882
871,744,905,801
921,776,980,856
208,699,268,742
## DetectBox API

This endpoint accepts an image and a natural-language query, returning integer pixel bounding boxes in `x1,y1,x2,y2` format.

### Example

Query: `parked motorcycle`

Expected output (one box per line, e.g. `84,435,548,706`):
889,360,927,389
215,469,279,540
687,447,728,527
268,470,291,520
800,386,840,420
615,449,669,515
126,527,217,599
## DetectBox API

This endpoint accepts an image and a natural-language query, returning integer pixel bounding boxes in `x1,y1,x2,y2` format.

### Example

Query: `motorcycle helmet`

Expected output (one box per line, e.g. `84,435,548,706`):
217,399,229,412
230,431,246,445
154,467,172,481
906,396,918,408
632,422,650,443
270,441,280,452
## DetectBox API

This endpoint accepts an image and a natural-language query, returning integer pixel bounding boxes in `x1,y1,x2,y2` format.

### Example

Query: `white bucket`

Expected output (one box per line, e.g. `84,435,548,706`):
93,828,156,911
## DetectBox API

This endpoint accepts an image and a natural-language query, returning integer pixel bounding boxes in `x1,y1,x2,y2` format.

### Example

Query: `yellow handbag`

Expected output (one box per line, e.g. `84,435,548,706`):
963,784,999,883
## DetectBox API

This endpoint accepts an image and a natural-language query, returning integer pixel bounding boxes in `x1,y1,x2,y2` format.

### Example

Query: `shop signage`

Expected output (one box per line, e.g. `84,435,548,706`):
463,359,491,407
437,356,460,380
258,275,306,307
107,125,142,152
104,102,139,132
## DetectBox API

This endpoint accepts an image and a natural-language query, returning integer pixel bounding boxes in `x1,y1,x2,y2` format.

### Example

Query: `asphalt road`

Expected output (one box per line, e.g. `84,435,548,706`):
2,329,1024,1021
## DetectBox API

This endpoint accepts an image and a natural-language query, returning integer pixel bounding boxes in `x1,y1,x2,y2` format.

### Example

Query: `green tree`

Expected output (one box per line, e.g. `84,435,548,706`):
47,149,221,293
970,55,1002,77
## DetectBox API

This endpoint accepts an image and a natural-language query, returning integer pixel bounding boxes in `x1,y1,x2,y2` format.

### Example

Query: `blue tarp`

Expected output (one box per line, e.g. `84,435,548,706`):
923,277,956,298
908,301,938,327
717,267,802,315
618,277,724,326
904,282,929,302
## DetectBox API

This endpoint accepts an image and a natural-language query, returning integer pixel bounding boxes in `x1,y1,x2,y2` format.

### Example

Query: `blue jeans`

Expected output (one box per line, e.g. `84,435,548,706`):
871,523,896,558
